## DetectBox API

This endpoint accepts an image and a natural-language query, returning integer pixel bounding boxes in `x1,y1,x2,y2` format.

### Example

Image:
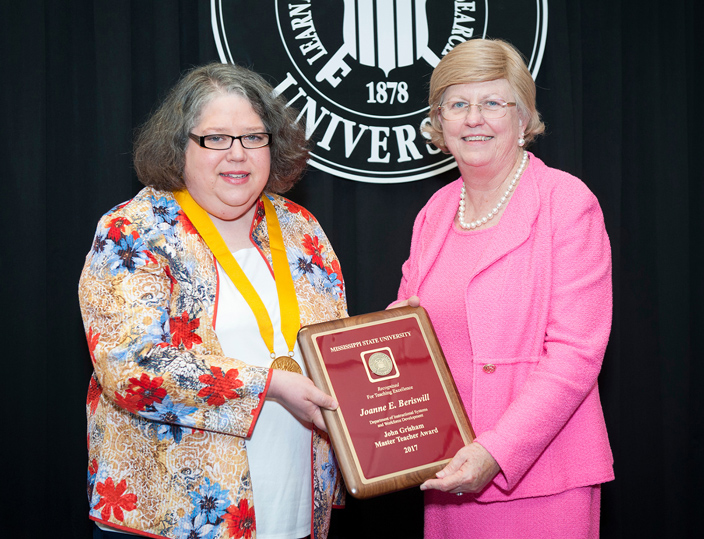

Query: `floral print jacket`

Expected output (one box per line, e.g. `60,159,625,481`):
79,187,347,539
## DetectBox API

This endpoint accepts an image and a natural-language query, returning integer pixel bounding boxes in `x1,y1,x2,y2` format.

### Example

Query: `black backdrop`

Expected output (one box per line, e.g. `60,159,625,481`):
3,1,703,538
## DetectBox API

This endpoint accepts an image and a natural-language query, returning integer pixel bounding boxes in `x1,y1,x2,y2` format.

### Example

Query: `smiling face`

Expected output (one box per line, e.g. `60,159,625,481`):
183,93,271,223
440,79,523,179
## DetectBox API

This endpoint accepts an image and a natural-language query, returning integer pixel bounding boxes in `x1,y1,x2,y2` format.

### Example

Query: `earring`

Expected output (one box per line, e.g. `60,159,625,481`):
518,133,525,147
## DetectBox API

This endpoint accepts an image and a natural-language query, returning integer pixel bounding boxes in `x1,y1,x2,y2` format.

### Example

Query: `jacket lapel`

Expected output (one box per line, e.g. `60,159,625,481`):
469,155,540,281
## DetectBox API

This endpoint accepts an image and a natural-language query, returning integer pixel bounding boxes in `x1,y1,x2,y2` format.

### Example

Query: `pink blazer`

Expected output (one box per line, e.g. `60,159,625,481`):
398,154,614,501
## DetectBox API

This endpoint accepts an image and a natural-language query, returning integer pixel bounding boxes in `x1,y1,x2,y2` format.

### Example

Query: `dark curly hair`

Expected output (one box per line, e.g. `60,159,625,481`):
134,63,309,193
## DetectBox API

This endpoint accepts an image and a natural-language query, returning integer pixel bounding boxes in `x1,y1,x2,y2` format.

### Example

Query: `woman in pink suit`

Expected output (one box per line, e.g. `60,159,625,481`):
393,39,614,538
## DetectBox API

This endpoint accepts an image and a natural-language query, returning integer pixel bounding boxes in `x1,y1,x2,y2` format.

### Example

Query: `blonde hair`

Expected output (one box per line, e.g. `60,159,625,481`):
423,39,545,152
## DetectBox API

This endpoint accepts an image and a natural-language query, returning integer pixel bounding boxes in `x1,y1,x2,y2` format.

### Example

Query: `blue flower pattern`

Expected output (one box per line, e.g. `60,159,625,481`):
174,511,216,539
152,197,181,226
140,395,197,443
108,234,149,274
189,477,231,523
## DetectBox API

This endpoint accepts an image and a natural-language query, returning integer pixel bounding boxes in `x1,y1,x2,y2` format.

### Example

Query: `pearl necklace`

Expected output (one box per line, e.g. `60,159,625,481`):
458,151,528,230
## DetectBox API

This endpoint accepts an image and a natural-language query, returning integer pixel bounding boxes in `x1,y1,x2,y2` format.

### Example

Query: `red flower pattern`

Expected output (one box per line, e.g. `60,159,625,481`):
163,266,176,295
223,499,256,539
94,477,137,522
176,210,198,235
87,326,100,364
114,391,143,414
126,373,166,408
198,366,243,406
327,259,342,278
145,251,158,265
284,200,315,221
104,217,131,243
302,234,325,267
87,376,102,415
170,311,203,349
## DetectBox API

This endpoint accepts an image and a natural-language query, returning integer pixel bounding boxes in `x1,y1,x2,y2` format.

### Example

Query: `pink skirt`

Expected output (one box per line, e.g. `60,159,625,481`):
424,485,601,539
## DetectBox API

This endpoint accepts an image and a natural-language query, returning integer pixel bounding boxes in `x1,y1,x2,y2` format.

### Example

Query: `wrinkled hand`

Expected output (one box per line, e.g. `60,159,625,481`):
420,442,501,494
387,296,420,309
267,369,337,432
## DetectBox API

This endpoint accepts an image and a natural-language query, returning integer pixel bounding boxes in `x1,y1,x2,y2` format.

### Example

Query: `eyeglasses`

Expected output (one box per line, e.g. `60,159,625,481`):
188,132,272,150
438,99,517,121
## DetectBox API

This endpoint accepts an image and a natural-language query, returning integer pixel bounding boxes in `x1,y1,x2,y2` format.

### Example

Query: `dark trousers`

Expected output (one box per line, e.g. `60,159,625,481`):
93,524,140,538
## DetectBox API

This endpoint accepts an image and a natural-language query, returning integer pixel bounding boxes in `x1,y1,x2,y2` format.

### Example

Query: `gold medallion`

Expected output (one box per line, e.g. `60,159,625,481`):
271,355,303,374
368,352,393,376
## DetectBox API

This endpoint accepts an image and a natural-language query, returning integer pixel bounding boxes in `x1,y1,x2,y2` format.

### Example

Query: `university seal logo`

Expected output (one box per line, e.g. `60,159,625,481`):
212,1,548,183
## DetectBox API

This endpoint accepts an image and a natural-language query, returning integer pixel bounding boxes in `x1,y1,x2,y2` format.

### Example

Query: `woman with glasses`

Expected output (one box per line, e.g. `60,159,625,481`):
392,39,614,538
80,63,346,539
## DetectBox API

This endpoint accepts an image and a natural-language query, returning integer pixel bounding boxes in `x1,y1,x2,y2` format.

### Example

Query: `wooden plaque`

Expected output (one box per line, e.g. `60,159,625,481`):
297,306,474,499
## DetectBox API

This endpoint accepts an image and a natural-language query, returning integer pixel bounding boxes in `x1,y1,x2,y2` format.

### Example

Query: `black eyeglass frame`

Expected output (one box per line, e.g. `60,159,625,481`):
188,132,273,150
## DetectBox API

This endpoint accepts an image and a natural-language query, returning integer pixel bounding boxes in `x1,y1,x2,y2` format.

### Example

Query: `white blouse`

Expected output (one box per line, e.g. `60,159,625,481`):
214,247,311,539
